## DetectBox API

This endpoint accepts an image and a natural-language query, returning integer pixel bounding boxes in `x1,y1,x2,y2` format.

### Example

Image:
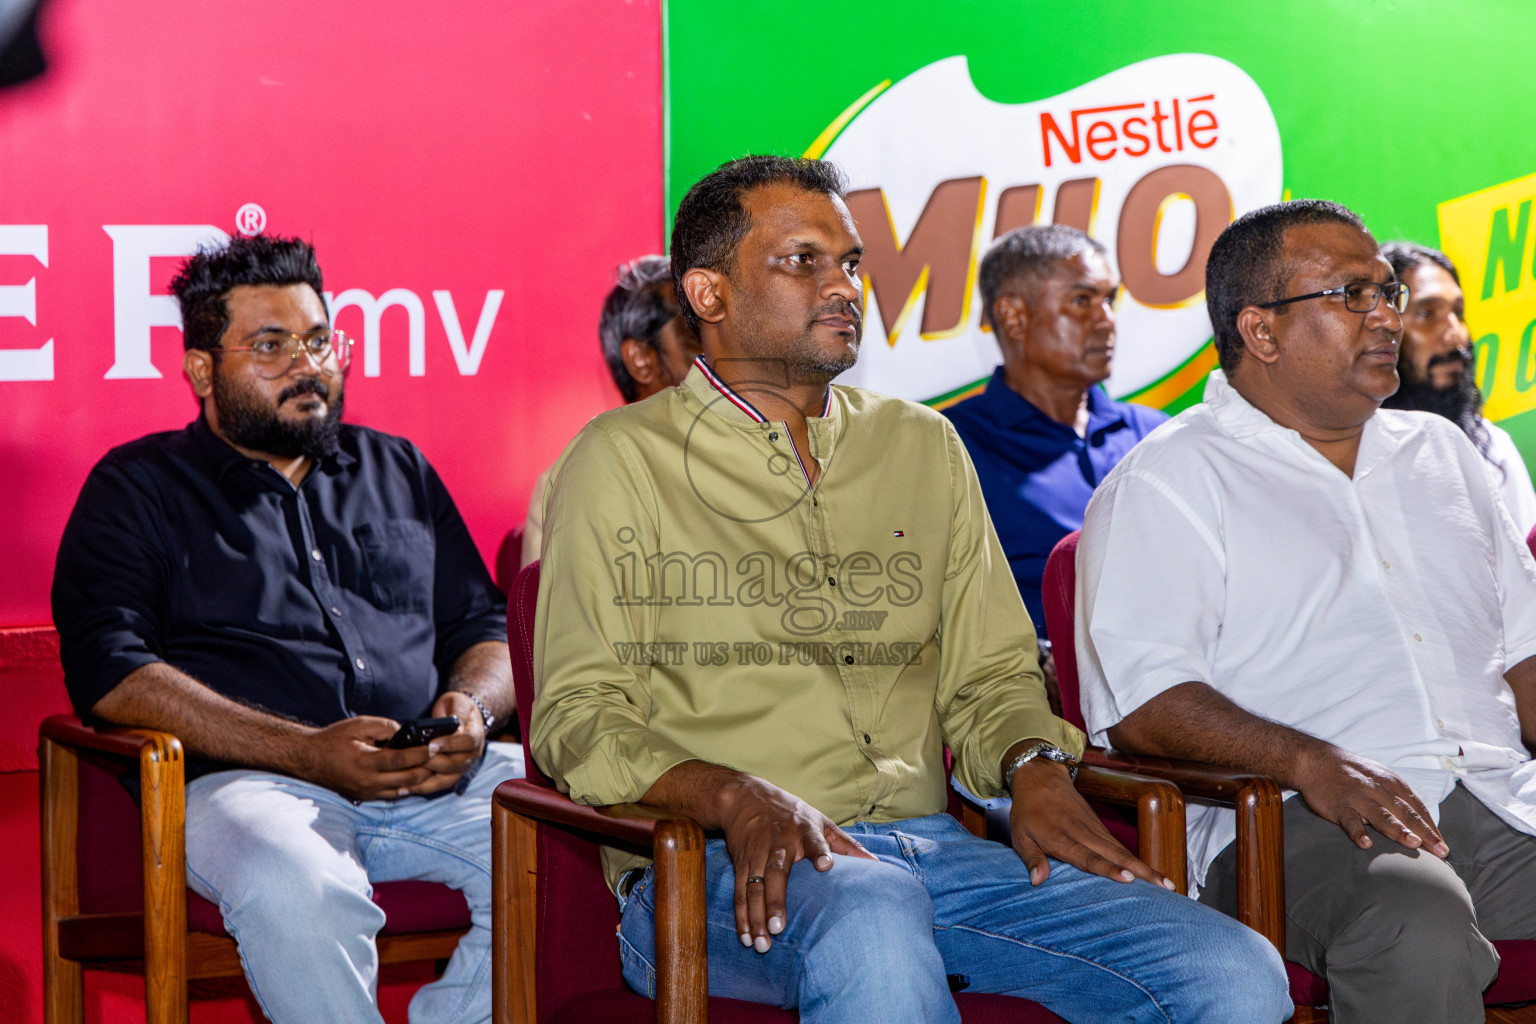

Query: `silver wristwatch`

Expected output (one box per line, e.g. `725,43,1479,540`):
458,690,495,732
1003,742,1079,784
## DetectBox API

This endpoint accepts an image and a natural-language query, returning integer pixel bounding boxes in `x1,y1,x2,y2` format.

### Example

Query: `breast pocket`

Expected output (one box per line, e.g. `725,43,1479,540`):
353,520,435,614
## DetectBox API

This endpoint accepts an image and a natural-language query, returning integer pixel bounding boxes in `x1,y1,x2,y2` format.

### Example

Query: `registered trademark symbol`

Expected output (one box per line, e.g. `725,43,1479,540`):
235,203,267,236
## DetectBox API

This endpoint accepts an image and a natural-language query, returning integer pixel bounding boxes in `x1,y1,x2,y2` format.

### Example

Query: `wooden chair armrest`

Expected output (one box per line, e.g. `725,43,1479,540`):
1080,746,1286,954
492,779,708,1024
1074,764,1188,893
1082,746,1279,802
41,714,183,763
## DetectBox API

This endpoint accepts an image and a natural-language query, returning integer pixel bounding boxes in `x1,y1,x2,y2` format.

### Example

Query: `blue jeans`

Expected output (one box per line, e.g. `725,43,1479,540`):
617,813,1288,1023
184,743,525,1024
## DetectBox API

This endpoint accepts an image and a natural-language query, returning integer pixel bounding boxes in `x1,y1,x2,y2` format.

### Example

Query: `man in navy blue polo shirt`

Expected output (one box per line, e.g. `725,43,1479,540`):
945,225,1167,682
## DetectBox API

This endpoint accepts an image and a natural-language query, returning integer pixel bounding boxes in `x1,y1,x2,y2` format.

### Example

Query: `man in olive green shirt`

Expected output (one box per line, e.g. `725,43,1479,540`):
531,156,1287,1023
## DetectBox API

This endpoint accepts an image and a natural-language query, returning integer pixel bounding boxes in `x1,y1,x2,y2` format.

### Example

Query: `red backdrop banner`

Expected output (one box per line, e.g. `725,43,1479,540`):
0,0,662,627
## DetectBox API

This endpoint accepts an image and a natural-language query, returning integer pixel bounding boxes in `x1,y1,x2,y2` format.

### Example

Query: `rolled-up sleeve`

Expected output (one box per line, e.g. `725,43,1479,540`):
51,460,173,716
530,422,698,805
1077,470,1226,746
935,424,1083,801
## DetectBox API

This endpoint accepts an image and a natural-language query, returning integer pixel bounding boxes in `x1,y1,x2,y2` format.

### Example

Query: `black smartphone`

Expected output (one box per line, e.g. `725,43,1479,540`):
377,716,460,749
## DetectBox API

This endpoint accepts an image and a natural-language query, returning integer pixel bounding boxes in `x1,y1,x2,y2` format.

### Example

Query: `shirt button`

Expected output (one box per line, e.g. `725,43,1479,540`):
1437,718,1445,728
330,606,342,616
1383,560,1391,570
311,548,323,562
1414,633,1423,643
355,657,366,671
845,655,855,665
768,431,779,442
828,577,837,587
863,733,871,743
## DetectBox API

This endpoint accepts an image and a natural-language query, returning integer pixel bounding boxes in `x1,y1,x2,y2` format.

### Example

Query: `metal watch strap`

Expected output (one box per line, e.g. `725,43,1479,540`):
1003,742,1079,784
459,690,495,732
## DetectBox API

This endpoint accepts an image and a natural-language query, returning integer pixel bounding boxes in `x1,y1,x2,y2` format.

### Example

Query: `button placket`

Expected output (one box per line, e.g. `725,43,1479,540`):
295,491,372,695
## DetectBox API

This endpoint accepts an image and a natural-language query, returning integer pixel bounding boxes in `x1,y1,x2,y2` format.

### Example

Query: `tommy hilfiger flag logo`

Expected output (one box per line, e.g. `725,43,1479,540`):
893,530,905,537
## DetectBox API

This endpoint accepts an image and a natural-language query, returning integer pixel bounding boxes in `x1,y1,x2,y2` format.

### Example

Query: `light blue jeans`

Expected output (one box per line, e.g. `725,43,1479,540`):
184,743,525,1024
618,813,1288,1023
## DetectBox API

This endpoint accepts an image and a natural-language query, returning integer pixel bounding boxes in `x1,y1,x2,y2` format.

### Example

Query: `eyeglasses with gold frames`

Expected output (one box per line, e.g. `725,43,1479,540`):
215,329,353,379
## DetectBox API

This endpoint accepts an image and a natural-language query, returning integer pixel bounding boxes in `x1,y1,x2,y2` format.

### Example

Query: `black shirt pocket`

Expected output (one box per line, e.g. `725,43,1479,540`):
353,520,435,614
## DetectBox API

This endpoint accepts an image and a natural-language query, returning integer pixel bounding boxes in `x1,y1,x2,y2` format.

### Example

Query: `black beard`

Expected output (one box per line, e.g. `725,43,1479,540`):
213,371,344,460
1381,359,1490,458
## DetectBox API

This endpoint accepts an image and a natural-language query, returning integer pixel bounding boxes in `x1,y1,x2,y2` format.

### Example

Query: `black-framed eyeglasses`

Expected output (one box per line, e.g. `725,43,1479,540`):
1256,281,1409,315
215,329,353,379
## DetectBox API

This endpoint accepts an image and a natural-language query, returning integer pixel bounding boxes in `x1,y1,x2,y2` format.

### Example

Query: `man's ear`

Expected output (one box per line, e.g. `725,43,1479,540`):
184,348,215,399
620,337,659,386
1236,306,1281,366
681,267,728,326
992,294,1030,347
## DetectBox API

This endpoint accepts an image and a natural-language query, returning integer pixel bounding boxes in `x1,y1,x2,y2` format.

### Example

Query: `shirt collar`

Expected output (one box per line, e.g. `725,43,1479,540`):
1203,368,1407,478
684,357,835,427
190,410,355,482
1202,369,1292,440
980,367,1125,434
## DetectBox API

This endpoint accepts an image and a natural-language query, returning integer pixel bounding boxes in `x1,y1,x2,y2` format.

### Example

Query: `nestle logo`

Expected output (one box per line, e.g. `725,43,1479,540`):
1041,94,1218,167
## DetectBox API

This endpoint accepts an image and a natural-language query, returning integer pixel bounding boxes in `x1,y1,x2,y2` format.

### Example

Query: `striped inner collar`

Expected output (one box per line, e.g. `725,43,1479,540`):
693,357,833,422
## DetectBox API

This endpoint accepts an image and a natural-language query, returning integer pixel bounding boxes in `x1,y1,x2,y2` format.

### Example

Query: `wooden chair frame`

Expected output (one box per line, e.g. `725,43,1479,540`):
491,763,1188,1024
39,714,469,1024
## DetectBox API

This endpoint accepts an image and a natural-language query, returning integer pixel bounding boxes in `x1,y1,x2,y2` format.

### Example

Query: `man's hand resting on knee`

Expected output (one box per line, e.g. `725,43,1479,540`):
1291,745,1449,856
641,760,876,954
1006,751,1176,890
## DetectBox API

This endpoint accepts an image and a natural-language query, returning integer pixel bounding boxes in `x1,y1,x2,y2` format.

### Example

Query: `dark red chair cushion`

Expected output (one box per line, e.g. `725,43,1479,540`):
508,559,554,789
1286,963,1328,1006
495,525,526,596
1487,939,1536,1004
1040,532,1086,733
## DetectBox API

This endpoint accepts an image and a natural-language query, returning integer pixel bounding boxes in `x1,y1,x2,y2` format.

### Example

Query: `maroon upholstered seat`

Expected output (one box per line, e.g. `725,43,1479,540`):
1043,529,1536,1017
495,524,527,596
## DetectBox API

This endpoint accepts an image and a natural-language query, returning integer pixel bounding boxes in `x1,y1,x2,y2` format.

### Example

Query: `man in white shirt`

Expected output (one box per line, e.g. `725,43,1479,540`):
1078,199,1536,1024
1379,241,1536,535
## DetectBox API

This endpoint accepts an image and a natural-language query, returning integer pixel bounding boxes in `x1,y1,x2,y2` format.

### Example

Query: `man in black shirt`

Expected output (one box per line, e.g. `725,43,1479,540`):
52,235,518,1024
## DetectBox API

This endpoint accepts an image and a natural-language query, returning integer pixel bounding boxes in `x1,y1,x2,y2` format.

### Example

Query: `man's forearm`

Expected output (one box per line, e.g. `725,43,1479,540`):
91,662,318,773
1107,680,1333,789
445,640,515,727
641,758,751,828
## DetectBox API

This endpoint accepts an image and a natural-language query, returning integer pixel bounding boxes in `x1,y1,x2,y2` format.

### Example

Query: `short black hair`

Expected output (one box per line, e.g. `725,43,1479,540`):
169,235,325,353
1381,241,1460,287
600,256,682,402
1205,200,1369,374
978,224,1107,332
670,155,849,333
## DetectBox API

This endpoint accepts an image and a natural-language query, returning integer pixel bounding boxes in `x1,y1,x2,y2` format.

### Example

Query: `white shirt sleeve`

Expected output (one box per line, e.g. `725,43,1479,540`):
1076,468,1227,747
1487,420,1536,540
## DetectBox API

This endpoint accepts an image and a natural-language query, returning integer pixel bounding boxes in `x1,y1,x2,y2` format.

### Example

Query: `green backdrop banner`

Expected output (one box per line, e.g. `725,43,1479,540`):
664,0,1536,448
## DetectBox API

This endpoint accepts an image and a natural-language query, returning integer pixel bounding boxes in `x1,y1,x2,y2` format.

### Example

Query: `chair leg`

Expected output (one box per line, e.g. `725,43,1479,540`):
492,798,538,1024
1234,780,1287,955
652,819,707,1024
135,734,188,1024
40,736,83,1024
